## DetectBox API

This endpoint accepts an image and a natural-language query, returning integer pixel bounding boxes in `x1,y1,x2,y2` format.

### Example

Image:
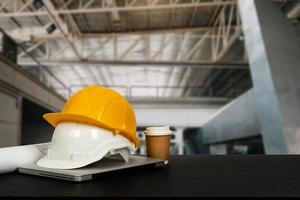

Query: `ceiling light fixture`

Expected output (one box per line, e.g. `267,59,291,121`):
46,24,57,34
33,0,44,10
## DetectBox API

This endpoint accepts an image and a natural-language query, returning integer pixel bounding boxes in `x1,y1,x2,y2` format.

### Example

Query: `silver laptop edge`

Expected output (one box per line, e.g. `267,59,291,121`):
18,156,165,182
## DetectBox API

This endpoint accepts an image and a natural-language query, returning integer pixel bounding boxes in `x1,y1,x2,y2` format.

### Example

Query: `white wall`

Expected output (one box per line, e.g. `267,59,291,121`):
0,55,65,147
134,105,221,127
0,91,21,147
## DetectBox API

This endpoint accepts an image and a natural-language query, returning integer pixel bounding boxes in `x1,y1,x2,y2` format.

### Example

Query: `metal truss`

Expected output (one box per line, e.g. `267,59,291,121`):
0,0,236,18
17,30,246,65
0,0,249,101
15,1,245,66
43,0,82,59
211,2,243,62
0,0,245,66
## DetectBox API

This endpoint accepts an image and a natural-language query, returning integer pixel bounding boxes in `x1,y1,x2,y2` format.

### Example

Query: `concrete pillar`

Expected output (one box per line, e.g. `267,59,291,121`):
201,89,260,145
238,0,300,153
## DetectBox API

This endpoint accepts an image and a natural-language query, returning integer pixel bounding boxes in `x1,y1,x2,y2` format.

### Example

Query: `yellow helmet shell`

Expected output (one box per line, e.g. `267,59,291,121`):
43,85,140,147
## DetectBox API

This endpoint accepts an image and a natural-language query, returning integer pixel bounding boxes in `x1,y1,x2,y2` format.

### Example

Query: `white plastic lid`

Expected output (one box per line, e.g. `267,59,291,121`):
144,126,172,136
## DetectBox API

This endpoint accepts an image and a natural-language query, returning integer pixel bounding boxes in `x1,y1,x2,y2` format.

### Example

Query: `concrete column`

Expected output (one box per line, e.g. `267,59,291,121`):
201,89,260,145
238,0,300,153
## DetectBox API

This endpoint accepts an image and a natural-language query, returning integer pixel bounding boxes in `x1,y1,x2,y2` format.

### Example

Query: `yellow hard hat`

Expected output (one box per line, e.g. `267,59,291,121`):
43,85,140,147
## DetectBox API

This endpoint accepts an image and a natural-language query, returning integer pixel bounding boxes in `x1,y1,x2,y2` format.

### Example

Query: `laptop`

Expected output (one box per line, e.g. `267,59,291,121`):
18,155,166,182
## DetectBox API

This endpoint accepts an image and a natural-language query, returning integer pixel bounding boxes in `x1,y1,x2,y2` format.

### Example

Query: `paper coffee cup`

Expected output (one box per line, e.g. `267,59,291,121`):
144,126,171,161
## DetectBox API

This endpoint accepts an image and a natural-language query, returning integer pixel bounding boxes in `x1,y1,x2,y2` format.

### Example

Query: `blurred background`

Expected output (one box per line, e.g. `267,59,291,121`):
0,0,299,155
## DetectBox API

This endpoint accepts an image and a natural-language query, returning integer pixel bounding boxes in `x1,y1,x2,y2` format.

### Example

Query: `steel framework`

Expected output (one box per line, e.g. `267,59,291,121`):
10,0,245,66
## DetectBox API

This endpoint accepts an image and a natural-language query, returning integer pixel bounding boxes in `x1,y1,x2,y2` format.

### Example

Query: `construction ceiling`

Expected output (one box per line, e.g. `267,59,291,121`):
0,0,298,100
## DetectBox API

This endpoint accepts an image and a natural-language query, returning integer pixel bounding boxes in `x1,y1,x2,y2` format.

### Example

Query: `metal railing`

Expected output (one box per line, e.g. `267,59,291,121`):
65,84,228,99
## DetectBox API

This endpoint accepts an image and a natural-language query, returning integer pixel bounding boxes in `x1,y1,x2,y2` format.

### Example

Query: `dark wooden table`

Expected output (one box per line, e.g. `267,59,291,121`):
0,155,299,197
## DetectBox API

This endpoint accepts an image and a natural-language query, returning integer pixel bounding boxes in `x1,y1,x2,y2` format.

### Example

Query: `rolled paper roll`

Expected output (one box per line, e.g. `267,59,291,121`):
0,143,50,174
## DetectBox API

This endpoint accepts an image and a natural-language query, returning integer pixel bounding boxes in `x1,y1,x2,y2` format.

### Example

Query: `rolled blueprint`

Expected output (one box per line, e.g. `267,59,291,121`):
0,143,50,174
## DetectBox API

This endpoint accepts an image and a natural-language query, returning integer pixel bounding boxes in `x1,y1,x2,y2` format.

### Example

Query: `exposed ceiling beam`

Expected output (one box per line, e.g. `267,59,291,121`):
215,27,242,61
18,59,248,69
211,3,242,62
151,34,176,60
0,0,236,18
43,0,82,60
17,44,69,91
85,37,112,59
287,3,300,19
0,0,10,11
18,39,46,57
105,0,121,22
9,26,240,42
0,1,22,28
183,31,210,61
59,0,82,37
118,36,143,60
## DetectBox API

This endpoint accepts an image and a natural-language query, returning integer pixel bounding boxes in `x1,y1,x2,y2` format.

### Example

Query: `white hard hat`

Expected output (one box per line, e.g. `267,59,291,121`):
37,122,135,169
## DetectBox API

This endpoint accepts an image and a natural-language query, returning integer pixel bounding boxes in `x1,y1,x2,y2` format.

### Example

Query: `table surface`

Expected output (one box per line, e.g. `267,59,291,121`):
1,155,300,197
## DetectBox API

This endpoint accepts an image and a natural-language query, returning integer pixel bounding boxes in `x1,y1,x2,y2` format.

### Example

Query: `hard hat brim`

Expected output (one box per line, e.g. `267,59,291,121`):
43,113,140,147
37,155,95,169
38,146,132,170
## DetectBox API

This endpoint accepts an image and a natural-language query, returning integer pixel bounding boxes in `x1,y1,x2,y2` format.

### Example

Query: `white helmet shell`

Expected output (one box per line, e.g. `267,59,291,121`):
37,122,135,169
